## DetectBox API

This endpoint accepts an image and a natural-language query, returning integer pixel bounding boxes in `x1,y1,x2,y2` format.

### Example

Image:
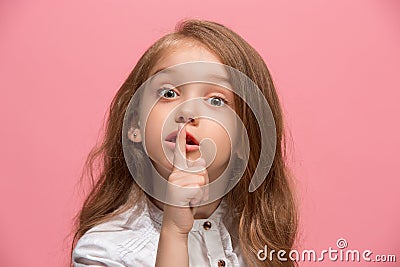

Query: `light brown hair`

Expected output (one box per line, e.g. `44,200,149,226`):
70,19,298,266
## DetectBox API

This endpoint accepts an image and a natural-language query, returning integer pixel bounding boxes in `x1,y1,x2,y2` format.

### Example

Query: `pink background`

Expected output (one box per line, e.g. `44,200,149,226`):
1,0,399,266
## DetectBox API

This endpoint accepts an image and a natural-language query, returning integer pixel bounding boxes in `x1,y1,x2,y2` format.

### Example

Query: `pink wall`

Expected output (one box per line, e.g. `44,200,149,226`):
1,0,399,266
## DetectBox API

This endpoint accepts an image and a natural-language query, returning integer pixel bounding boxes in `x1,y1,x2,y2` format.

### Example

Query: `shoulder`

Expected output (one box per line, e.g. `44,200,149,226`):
72,203,160,266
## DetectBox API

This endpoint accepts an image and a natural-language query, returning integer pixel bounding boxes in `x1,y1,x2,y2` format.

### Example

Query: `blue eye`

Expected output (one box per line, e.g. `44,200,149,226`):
207,96,226,107
158,87,177,99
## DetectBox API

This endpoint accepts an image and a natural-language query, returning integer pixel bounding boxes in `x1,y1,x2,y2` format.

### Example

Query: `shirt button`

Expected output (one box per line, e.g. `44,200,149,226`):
203,221,212,230
217,259,226,267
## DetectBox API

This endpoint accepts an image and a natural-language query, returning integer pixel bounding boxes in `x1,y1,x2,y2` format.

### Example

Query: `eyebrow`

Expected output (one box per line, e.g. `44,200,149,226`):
150,67,170,77
149,66,232,88
148,67,174,84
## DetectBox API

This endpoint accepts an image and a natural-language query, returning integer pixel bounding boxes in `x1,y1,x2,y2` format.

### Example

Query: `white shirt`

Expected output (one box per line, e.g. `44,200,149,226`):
73,197,248,267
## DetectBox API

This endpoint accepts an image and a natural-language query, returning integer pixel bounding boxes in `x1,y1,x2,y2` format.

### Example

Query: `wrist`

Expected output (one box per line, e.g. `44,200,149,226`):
161,223,189,240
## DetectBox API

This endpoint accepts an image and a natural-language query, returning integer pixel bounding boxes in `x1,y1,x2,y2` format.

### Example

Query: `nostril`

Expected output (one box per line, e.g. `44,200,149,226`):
177,116,185,123
177,116,195,123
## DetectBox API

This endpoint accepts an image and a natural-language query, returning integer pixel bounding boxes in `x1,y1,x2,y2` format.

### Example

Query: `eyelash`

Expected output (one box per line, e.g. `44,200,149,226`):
156,87,230,106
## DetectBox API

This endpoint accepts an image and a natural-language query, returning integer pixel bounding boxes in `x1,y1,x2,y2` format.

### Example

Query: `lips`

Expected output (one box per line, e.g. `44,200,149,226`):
164,130,200,151
165,130,199,145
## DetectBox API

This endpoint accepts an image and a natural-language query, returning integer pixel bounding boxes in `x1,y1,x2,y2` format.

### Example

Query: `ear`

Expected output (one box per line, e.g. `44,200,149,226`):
128,127,142,142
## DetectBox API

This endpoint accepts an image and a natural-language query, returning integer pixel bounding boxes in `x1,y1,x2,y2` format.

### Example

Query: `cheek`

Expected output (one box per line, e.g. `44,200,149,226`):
216,130,232,160
202,121,232,162
142,107,167,158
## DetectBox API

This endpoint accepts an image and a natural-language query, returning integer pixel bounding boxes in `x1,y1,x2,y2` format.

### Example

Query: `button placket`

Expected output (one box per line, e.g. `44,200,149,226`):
203,220,212,230
217,259,226,267
200,219,227,267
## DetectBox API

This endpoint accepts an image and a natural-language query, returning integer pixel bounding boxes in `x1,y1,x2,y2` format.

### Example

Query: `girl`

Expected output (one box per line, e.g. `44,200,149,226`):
70,19,298,267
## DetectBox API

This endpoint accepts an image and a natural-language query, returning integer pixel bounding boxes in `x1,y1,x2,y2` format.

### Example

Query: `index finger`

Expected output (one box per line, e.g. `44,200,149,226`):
172,123,188,171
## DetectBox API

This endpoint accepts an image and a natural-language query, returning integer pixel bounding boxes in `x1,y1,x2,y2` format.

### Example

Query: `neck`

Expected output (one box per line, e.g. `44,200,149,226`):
149,196,222,219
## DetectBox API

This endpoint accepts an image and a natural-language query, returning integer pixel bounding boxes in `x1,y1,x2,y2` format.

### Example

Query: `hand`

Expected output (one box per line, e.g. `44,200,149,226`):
161,124,209,235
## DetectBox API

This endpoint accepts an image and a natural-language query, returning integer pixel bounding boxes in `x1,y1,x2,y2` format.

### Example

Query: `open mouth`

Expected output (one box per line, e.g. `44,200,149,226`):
164,130,200,151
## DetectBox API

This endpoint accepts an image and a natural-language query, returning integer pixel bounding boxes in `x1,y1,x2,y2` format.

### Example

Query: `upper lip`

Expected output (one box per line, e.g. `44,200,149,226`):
165,130,199,145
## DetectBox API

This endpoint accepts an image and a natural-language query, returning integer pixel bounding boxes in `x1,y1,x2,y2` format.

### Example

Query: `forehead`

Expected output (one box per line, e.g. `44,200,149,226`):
147,43,234,93
149,42,223,76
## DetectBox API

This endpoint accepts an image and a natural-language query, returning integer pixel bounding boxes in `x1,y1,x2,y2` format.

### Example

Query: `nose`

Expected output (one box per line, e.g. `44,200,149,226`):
175,106,199,126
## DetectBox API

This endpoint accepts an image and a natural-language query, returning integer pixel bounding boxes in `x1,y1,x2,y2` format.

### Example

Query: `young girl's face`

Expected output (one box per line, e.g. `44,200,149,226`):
139,42,239,181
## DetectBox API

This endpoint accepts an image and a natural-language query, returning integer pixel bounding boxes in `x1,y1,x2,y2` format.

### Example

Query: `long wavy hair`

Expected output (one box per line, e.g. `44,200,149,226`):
70,19,298,267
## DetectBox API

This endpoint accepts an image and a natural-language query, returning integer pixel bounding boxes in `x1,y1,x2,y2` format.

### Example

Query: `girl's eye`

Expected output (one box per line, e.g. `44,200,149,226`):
158,87,178,99
207,96,226,107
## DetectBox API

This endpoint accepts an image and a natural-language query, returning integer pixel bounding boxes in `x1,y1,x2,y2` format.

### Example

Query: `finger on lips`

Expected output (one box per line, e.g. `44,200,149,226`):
168,123,209,205
172,124,187,171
